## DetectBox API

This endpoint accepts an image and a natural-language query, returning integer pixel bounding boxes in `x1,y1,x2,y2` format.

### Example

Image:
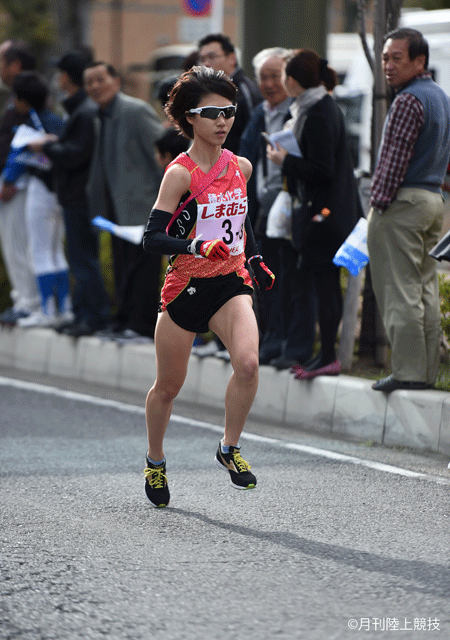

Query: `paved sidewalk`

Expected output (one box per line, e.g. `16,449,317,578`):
1,324,449,455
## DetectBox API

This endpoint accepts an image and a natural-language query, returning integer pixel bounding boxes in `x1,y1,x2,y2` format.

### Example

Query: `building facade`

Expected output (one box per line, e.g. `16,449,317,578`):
87,0,373,72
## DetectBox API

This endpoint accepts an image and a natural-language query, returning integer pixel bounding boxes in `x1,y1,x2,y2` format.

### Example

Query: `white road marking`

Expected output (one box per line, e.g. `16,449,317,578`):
1,375,448,484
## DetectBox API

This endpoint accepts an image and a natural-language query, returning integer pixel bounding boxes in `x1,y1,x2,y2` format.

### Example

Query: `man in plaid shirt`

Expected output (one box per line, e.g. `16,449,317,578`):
368,28,450,393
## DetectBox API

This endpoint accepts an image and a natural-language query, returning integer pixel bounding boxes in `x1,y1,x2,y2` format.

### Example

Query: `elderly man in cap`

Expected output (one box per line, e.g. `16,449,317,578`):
29,50,111,337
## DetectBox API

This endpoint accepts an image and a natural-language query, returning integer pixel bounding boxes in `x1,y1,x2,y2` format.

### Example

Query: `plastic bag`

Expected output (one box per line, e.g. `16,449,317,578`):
266,190,292,239
430,227,450,262
333,217,369,276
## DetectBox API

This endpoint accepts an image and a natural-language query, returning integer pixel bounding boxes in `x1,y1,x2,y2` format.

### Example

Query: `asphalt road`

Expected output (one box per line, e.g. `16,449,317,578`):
1,372,449,640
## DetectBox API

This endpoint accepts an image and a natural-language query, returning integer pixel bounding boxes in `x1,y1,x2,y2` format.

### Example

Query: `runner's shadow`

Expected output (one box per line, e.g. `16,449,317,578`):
171,507,449,599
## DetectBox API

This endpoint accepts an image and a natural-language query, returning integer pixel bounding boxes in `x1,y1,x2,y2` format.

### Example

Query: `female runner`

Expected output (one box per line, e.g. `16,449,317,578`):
142,66,274,507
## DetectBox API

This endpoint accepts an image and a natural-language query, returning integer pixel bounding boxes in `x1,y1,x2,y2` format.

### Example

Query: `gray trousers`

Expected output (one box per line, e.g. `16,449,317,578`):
367,187,443,384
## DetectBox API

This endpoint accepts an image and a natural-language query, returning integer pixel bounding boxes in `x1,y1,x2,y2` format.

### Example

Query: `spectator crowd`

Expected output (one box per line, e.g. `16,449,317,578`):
0,28,449,392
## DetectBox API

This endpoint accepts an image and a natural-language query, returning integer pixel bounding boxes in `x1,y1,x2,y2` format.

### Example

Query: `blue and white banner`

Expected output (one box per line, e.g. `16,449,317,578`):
91,216,145,245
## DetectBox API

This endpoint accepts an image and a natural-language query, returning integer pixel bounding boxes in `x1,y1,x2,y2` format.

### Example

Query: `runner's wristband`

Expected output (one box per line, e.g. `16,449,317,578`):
187,235,203,256
248,255,275,290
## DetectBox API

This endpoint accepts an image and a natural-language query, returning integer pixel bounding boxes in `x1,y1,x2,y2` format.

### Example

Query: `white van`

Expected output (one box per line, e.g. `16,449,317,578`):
328,9,450,172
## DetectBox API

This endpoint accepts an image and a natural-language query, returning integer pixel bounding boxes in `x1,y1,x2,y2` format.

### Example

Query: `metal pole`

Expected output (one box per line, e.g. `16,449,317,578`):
241,0,328,77
110,0,123,70
210,0,224,32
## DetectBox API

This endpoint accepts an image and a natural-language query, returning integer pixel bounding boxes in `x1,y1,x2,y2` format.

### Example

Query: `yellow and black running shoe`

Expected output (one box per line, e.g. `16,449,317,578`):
144,458,170,507
215,443,257,490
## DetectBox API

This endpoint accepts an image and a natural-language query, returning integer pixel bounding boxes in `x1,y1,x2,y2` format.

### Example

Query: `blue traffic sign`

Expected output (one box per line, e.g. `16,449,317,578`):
183,0,211,16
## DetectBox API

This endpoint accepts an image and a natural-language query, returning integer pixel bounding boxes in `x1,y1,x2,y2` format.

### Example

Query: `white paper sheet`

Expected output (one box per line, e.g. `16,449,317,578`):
266,129,302,157
10,124,47,149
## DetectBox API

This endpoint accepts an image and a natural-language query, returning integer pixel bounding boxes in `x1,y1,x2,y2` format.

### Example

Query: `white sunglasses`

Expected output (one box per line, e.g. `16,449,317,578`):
186,105,237,119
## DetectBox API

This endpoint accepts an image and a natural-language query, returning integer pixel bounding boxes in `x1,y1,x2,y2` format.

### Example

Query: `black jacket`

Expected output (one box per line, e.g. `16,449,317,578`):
43,90,97,207
223,67,262,154
283,93,363,266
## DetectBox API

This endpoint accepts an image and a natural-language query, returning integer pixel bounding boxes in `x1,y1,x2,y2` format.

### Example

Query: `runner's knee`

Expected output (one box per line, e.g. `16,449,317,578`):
234,353,259,383
150,379,184,404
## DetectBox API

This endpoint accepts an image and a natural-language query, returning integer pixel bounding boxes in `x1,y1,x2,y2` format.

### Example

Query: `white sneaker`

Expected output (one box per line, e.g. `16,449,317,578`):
215,349,231,362
54,310,75,328
113,329,153,345
17,310,58,328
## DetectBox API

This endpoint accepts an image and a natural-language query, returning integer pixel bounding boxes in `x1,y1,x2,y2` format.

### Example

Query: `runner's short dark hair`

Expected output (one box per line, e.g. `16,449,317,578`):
165,66,236,139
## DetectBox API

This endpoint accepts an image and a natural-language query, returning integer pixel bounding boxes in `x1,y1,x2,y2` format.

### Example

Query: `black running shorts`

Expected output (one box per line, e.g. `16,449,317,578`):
160,268,253,334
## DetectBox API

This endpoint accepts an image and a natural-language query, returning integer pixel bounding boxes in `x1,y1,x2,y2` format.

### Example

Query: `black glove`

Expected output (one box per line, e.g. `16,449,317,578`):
248,255,275,291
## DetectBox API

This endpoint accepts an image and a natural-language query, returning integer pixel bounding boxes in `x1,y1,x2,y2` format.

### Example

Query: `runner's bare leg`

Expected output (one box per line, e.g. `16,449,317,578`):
210,294,259,446
145,311,195,461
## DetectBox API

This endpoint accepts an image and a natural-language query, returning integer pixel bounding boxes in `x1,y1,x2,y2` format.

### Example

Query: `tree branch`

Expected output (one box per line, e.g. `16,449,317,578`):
386,0,403,33
357,0,374,73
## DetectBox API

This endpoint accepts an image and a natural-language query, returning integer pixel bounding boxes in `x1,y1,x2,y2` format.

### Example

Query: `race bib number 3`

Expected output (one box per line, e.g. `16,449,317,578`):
196,197,247,256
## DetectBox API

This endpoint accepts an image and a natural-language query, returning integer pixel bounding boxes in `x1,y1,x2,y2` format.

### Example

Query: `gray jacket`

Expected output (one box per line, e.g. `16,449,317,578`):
87,91,164,226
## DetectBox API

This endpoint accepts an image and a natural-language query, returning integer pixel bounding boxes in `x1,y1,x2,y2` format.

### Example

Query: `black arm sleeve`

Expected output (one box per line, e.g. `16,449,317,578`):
244,214,260,260
144,208,260,260
143,208,201,255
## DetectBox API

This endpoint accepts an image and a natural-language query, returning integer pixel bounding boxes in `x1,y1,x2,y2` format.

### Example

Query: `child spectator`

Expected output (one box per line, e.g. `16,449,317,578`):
155,127,190,170
3,71,72,327
31,50,112,338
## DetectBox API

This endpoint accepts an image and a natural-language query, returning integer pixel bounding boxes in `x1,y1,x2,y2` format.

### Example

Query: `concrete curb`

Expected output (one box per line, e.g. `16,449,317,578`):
1,325,449,455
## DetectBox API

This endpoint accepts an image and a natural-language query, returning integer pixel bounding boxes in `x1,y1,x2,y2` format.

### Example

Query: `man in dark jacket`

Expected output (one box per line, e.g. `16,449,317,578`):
198,33,262,154
30,51,111,336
